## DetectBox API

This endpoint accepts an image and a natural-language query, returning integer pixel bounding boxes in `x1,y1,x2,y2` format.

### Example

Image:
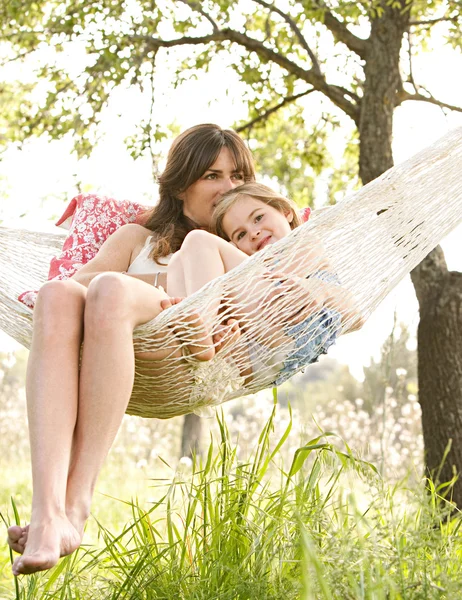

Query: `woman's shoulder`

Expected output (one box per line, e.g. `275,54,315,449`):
109,223,155,243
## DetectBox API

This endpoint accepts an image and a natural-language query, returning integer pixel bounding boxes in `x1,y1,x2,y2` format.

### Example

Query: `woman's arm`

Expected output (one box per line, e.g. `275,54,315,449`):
71,224,156,288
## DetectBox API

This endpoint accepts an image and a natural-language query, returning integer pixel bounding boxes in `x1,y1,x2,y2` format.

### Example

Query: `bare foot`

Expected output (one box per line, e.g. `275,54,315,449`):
11,514,81,576
7,524,29,554
213,319,241,353
161,297,215,361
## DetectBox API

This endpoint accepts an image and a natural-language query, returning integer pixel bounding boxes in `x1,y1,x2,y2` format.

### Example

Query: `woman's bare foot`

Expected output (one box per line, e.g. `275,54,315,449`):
7,508,86,557
7,524,29,554
11,514,81,576
161,297,215,361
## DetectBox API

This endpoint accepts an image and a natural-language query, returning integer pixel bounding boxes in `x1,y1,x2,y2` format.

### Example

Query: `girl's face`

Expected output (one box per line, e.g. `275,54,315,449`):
222,197,293,255
181,148,245,227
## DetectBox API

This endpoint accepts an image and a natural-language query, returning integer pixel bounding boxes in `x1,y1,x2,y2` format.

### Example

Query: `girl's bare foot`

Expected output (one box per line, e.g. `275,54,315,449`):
213,319,241,353
11,514,81,575
161,297,215,361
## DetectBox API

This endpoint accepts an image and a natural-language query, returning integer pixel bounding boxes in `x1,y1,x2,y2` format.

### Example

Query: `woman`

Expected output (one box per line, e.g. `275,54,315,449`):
7,124,256,575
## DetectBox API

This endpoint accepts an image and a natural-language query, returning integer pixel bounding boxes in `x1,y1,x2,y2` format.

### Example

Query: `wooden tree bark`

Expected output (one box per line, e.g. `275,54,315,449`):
180,413,202,458
410,248,462,501
358,3,409,183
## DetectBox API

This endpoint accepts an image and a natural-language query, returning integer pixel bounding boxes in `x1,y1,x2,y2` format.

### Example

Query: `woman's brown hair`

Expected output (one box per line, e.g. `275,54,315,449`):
144,124,256,261
212,182,302,241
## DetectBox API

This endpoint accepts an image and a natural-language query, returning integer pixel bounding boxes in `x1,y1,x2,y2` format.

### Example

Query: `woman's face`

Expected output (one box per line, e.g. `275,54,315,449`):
222,197,293,256
181,148,245,227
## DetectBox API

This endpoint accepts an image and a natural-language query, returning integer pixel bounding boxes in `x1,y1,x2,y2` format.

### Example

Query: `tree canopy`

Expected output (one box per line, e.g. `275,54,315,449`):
2,0,462,201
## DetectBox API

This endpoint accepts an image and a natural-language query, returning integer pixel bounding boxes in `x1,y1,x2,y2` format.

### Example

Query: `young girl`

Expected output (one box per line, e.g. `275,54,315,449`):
165,182,362,386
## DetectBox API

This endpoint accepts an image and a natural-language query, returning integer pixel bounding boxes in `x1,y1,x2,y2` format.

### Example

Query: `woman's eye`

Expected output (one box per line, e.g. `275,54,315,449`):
205,173,217,180
233,173,244,180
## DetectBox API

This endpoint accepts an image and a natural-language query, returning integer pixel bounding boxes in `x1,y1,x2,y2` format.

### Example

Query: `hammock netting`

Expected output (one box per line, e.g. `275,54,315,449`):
1,127,462,419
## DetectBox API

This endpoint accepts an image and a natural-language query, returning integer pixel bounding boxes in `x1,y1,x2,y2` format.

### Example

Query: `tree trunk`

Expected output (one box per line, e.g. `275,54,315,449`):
410,249,462,503
180,413,202,458
359,3,410,184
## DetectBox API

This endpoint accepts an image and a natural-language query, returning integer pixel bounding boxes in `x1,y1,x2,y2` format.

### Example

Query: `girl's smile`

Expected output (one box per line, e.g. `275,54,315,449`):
222,197,293,255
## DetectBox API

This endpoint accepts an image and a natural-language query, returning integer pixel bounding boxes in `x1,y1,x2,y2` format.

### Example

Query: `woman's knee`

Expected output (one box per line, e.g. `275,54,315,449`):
34,279,86,336
85,273,133,327
36,279,85,312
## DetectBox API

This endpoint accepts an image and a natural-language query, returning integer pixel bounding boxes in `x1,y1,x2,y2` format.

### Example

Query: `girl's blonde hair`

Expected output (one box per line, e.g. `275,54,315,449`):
212,182,301,240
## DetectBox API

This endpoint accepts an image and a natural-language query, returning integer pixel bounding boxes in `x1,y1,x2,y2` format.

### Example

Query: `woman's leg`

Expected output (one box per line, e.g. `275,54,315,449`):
10,274,170,575
8,279,86,573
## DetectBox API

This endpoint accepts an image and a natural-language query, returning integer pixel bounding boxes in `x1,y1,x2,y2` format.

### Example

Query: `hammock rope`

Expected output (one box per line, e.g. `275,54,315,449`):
1,127,462,419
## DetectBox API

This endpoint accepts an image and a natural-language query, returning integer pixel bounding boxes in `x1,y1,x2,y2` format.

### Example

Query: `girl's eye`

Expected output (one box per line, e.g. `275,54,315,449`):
255,214,263,223
236,231,246,241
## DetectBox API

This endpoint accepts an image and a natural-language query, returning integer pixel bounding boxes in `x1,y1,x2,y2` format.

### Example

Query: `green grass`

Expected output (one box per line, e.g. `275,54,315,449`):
2,395,462,599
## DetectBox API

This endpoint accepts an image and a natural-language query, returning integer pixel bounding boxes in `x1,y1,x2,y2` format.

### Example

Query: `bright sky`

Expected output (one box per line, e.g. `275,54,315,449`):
1,25,462,379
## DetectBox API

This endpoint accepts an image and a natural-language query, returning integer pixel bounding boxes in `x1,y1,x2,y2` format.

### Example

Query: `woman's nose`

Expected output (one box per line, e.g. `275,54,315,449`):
220,178,238,193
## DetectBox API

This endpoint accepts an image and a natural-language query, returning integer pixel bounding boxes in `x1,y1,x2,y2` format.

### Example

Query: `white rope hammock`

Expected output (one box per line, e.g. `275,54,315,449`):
1,127,462,419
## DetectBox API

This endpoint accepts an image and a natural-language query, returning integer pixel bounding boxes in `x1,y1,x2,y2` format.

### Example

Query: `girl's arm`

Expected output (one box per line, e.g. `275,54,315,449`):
71,224,157,288
268,235,365,334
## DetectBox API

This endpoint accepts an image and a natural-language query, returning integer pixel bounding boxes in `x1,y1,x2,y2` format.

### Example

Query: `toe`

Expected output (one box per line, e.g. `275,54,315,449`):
7,526,27,553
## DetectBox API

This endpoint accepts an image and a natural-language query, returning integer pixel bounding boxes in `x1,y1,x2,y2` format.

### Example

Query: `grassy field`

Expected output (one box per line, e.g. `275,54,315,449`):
1,397,461,600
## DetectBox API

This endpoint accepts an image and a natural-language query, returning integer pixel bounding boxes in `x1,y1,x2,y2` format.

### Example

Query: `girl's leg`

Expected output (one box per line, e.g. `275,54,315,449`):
166,231,247,357
11,274,170,575
167,230,247,298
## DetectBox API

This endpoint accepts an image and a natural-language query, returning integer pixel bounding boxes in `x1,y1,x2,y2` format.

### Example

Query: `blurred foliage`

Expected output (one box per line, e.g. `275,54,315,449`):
0,0,461,200
0,348,29,463
278,321,417,416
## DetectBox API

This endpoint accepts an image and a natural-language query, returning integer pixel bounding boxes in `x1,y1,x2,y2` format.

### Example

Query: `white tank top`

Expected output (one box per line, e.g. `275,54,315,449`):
127,236,172,275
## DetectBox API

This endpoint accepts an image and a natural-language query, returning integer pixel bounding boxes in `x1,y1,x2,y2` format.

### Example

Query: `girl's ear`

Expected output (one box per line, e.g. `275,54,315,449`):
285,210,294,223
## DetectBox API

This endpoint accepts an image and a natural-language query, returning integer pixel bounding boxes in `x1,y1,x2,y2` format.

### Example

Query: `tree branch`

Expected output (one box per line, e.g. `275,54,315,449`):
406,30,419,95
235,89,316,132
134,30,360,123
314,1,368,60
410,16,460,28
397,89,462,113
175,0,219,32
252,0,322,74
